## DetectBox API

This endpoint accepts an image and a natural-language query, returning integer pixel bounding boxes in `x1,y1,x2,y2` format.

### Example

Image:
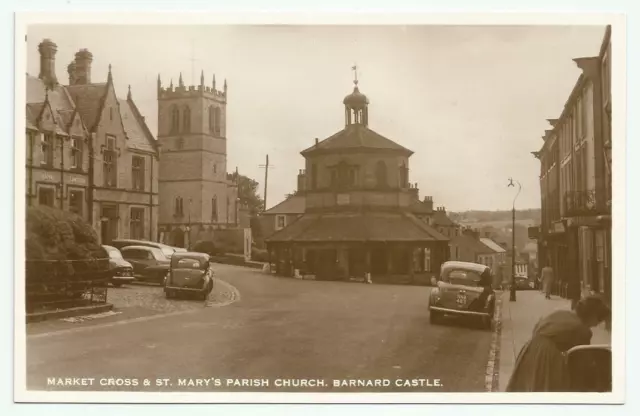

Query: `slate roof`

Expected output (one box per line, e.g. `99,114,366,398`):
266,211,448,243
450,234,495,254
301,123,413,156
479,237,507,253
119,99,156,152
263,195,306,215
433,210,456,226
65,83,108,132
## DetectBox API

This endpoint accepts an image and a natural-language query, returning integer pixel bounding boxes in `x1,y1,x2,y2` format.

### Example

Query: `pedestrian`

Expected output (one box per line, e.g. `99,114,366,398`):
542,261,554,299
505,295,610,392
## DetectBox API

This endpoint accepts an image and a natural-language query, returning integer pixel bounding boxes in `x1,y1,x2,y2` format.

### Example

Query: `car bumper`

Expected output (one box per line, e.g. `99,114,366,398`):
429,306,492,317
112,275,135,282
164,285,208,293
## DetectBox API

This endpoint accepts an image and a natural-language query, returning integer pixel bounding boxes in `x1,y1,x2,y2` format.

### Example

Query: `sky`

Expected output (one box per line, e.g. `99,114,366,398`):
26,24,607,211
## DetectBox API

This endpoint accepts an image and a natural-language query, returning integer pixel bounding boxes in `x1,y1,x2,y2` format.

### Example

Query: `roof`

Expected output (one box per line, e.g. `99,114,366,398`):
266,211,449,243
409,199,433,214
119,99,156,152
441,261,489,274
263,195,305,215
479,238,507,253
450,233,494,254
301,124,413,156
26,75,77,134
66,83,108,131
433,210,456,226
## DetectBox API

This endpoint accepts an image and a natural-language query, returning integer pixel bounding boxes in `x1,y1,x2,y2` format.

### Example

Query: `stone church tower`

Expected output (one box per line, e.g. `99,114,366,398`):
157,71,239,248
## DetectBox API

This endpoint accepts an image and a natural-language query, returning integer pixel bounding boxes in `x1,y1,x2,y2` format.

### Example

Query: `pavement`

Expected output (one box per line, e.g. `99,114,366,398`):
25,264,494,393
497,289,612,392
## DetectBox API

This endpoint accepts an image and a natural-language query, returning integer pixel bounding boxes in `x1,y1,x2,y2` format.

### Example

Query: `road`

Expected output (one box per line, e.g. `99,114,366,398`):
26,264,494,393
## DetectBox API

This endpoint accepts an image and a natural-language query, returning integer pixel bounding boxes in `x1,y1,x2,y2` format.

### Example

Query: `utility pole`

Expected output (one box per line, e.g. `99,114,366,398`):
259,155,274,211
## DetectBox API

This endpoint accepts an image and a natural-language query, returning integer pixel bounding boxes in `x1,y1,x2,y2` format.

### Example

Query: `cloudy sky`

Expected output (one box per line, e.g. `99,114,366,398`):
26,24,607,211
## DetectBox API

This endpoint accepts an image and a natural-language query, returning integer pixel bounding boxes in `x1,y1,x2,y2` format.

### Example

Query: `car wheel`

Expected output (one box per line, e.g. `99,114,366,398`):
429,310,441,324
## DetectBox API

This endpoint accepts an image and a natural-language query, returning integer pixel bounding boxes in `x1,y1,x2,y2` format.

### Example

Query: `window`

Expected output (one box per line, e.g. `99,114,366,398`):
41,134,53,166
175,197,184,216
423,248,431,272
375,161,387,188
399,163,408,188
170,105,179,134
209,106,216,133
211,196,218,222
38,187,55,207
311,164,317,189
276,215,286,230
103,136,117,187
130,208,144,240
182,106,191,133
69,190,83,216
214,107,221,135
132,156,145,190
70,137,82,169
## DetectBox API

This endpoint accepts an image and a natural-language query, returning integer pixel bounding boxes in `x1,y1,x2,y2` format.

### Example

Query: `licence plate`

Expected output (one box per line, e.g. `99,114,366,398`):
456,293,467,306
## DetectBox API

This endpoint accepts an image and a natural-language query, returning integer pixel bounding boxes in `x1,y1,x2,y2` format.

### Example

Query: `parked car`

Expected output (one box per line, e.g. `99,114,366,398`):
110,239,179,259
566,344,611,392
428,261,495,330
514,275,535,290
102,245,135,287
120,245,170,283
164,252,214,300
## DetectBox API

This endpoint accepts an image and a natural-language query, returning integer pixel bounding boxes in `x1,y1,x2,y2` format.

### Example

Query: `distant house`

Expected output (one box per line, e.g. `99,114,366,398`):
478,237,507,272
259,194,305,241
449,231,493,263
433,206,459,238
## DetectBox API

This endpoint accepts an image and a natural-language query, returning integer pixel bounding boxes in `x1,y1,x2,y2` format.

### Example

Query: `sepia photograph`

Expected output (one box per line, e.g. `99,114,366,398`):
13,11,626,404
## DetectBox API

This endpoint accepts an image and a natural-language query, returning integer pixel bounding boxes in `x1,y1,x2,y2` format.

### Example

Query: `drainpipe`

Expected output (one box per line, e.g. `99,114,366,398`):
149,154,154,241
27,132,34,206
88,132,95,225
59,135,64,209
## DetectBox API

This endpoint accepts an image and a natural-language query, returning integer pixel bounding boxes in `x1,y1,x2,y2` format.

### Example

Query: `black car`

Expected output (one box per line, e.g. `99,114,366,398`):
102,245,135,287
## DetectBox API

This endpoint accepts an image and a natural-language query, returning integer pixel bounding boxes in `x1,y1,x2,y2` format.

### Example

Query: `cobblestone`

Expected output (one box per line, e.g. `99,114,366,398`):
107,278,238,313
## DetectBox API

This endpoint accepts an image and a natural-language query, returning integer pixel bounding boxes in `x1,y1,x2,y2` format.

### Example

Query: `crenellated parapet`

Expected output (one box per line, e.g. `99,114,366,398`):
157,72,227,102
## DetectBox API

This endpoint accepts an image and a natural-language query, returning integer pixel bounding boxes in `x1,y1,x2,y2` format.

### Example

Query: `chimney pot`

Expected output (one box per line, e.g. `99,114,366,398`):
38,39,58,86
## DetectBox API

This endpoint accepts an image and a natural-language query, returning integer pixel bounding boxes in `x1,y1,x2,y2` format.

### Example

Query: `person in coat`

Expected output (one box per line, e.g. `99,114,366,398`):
505,295,610,392
541,261,555,299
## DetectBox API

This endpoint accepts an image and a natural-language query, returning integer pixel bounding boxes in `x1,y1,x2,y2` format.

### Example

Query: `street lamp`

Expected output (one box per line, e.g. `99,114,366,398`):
508,178,522,302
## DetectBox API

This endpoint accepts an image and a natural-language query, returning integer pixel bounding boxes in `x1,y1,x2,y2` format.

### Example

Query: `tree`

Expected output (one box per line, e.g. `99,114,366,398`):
237,174,264,216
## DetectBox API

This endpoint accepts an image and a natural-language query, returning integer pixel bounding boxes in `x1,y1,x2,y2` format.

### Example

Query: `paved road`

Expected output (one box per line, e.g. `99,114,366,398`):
26,264,493,393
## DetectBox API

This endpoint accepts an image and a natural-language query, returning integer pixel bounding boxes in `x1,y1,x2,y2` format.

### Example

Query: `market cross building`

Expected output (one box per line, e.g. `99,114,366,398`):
265,77,450,284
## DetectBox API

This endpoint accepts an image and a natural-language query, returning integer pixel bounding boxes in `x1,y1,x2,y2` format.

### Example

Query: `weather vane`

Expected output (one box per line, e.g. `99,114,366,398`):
351,64,358,85
508,177,515,187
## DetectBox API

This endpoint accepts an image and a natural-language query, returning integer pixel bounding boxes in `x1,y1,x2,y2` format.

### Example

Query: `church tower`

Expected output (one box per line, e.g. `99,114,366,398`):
157,71,238,248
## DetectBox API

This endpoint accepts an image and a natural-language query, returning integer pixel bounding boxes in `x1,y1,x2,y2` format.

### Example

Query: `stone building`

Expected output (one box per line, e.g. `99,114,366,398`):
533,26,612,304
25,39,159,244
265,78,449,283
156,72,241,248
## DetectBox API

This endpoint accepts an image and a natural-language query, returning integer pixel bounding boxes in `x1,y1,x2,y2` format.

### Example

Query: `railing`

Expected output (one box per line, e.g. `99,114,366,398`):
564,189,599,217
25,258,110,314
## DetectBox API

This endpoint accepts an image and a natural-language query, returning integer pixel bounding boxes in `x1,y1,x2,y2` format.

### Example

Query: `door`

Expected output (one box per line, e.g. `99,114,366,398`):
101,205,118,244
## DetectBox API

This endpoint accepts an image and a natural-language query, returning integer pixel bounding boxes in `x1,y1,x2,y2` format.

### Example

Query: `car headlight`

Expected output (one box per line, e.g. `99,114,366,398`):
431,288,441,303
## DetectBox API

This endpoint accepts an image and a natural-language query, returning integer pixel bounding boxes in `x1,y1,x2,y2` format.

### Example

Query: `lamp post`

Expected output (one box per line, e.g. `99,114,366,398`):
508,178,522,302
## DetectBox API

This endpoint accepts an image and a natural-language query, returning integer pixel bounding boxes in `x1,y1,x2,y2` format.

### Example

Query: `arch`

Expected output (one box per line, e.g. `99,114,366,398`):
208,106,215,133
170,105,179,134
375,160,388,188
182,106,191,133
214,107,222,135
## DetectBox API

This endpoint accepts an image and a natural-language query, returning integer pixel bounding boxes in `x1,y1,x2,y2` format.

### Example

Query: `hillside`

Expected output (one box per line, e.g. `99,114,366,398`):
449,209,540,226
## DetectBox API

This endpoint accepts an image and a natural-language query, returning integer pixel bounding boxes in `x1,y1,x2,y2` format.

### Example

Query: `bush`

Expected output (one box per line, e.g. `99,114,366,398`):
251,247,268,262
192,240,218,256
25,206,108,277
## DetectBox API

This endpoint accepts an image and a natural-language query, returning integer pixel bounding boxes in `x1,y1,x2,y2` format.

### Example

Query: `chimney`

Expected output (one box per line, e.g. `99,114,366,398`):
422,196,433,211
409,182,419,199
315,137,319,146
297,169,306,193
38,39,58,87
67,61,77,85
72,49,93,85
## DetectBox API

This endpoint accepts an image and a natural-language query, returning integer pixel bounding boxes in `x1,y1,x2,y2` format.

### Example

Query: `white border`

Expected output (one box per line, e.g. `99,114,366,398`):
13,11,627,404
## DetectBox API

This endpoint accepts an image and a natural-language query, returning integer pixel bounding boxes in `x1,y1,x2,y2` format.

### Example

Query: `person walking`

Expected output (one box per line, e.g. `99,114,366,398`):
542,261,555,299
506,295,610,392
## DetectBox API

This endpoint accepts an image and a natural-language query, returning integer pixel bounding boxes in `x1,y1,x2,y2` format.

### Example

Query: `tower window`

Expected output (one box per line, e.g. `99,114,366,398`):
170,105,179,134
214,107,221,135
311,164,317,189
175,197,184,217
182,106,191,133
209,106,215,133
212,196,218,222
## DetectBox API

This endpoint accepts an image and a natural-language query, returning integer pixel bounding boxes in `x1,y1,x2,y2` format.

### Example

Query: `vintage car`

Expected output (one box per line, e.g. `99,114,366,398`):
164,252,214,300
120,245,170,283
110,239,180,259
429,261,495,329
566,344,611,392
102,245,135,287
